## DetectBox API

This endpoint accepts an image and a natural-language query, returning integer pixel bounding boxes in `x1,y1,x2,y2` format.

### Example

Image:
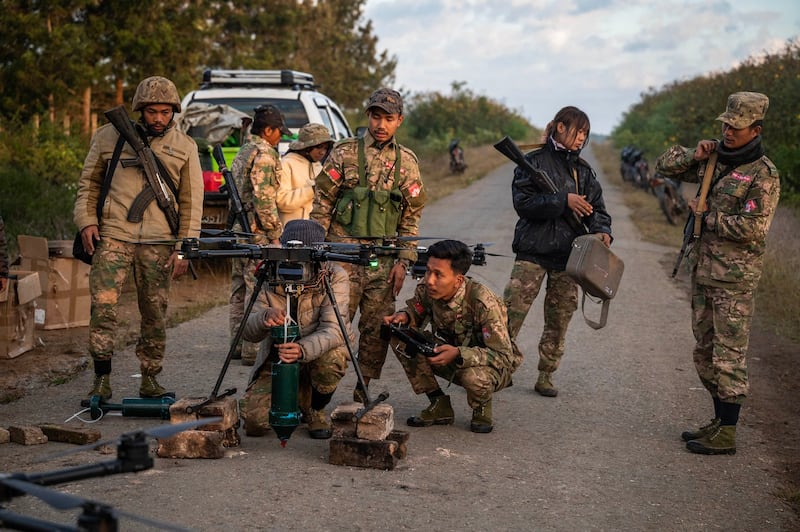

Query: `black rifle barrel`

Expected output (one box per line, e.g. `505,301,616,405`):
212,144,251,234
493,136,586,236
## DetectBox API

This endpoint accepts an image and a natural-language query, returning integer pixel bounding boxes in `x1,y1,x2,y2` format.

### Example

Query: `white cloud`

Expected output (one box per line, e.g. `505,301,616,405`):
364,0,799,134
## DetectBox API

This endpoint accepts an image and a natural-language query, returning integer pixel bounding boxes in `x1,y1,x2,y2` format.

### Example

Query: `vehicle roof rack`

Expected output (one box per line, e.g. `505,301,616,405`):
201,69,317,90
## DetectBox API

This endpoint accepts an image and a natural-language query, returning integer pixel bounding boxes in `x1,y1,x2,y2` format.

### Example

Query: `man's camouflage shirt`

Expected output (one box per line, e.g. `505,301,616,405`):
230,136,283,243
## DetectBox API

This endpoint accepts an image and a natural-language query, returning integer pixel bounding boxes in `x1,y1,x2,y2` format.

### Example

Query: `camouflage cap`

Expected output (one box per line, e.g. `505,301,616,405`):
716,91,769,129
253,104,291,136
366,88,403,115
289,123,333,151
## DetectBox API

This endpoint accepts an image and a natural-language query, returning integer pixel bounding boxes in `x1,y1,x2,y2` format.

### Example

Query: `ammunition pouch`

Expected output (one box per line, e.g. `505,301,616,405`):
334,186,402,237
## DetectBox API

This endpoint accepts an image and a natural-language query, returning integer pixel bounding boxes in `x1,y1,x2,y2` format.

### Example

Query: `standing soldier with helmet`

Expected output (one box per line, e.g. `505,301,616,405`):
74,76,203,400
228,104,290,365
311,88,426,401
656,92,780,455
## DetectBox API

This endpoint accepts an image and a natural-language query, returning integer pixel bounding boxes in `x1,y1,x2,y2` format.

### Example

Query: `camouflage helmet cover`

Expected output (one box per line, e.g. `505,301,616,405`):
132,76,181,112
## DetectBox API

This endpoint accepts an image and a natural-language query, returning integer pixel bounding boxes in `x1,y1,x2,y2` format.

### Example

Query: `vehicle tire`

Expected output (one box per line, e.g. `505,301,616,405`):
663,186,680,225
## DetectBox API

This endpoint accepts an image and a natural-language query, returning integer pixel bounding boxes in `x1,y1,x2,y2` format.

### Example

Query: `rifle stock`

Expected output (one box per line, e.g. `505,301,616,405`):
104,106,180,236
212,144,250,234
493,136,586,235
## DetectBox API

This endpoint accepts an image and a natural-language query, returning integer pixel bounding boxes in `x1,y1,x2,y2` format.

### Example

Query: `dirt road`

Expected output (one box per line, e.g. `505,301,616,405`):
1,147,797,531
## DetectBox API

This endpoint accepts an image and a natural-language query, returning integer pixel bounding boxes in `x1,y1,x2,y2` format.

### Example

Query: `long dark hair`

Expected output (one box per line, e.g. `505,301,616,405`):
544,106,590,149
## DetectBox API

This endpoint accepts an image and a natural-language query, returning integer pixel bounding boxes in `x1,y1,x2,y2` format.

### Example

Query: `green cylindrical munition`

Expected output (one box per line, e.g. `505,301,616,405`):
269,325,301,447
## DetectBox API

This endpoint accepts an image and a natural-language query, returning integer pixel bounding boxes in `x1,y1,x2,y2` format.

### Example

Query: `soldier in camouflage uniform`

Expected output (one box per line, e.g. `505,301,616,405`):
74,76,203,400
384,240,522,433
240,219,355,439
502,106,612,397
0,214,8,293
311,88,425,400
656,92,779,455
228,105,288,366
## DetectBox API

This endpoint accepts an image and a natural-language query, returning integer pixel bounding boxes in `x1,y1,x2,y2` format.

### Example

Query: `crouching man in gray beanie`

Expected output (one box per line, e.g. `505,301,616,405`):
240,219,355,439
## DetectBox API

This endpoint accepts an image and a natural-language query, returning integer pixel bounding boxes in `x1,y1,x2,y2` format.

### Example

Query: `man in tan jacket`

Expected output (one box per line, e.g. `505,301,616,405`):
74,76,203,401
278,123,333,224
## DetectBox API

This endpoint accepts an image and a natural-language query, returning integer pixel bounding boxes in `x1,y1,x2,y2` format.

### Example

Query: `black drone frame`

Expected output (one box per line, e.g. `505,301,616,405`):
178,238,392,421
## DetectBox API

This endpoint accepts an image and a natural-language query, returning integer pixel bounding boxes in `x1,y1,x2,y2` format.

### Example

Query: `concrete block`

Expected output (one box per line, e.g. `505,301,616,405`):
386,430,410,460
38,424,102,445
8,425,48,445
329,437,399,470
168,396,239,431
156,430,224,459
330,402,360,439
0,427,9,444
356,403,394,441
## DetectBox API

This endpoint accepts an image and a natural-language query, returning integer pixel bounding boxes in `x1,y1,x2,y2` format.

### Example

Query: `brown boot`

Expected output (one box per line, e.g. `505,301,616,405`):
681,418,720,442
534,372,558,397
470,399,493,433
686,425,736,455
308,409,332,439
407,395,455,427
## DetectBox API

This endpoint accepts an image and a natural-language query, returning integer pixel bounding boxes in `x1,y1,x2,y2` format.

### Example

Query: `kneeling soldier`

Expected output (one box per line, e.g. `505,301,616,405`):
384,240,523,433
240,219,355,439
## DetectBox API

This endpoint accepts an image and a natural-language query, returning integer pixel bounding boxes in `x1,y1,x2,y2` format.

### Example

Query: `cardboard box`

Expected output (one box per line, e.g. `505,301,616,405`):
17,235,91,330
0,270,41,358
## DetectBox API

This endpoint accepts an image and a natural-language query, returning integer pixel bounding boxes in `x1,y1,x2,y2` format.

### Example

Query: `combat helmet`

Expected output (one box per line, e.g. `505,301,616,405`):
132,76,181,112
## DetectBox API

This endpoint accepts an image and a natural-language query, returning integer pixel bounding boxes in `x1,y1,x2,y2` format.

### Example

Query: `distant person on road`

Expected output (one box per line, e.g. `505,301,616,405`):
311,88,426,402
0,214,8,292
502,106,612,397
228,104,289,366
384,240,522,433
278,123,333,224
656,92,779,455
74,76,204,401
240,219,355,439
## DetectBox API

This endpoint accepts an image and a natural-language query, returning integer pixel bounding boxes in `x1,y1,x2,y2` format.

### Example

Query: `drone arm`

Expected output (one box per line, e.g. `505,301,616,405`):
17,459,127,488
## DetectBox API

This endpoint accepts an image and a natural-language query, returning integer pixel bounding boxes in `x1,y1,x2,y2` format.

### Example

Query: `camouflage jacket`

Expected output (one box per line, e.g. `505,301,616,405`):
310,130,425,262
230,136,283,243
74,122,204,245
242,263,355,383
401,278,523,373
656,143,780,289
0,215,7,278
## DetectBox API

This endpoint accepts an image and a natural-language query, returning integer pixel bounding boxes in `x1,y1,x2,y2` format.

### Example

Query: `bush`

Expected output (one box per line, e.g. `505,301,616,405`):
0,117,87,255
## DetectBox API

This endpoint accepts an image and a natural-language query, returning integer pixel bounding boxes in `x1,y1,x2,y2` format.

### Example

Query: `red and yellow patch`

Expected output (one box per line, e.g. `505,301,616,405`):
414,301,425,315
408,182,421,198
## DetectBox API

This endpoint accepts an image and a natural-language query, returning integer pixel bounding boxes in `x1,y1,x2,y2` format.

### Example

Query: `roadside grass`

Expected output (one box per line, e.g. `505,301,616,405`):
593,139,800,343
416,143,510,204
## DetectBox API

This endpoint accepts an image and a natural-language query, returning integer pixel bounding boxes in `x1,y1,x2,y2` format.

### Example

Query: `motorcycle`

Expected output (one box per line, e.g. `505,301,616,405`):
449,139,467,174
651,172,688,225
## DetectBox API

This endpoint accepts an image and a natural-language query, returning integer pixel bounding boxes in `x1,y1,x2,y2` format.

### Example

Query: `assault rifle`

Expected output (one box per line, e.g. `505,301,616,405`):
672,152,718,277
494,136,587,236
105,105,181,237
212,144,251,234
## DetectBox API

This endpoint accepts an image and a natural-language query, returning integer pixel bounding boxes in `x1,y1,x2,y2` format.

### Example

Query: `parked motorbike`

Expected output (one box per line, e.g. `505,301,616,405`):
651,172,688,225
449,139,467,174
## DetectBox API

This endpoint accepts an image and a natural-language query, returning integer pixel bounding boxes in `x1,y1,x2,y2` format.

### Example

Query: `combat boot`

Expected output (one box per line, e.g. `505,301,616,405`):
139,374,175,399
88,374,112,400
308,409,332,439
353,386,367,404
407,395,455,427
686,425,737,455
470,399,493,433
534,372,558,397
681,418,721,442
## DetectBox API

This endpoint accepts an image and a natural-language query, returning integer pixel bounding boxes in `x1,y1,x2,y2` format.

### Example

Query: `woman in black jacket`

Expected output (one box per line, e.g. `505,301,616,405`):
503,106,612,397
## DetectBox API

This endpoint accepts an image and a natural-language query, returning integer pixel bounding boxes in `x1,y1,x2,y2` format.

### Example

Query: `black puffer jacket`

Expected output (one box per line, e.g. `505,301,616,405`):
511,137,612,270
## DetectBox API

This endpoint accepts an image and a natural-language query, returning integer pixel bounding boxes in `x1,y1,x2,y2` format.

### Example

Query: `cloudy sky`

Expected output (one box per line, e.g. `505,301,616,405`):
363,0,799,135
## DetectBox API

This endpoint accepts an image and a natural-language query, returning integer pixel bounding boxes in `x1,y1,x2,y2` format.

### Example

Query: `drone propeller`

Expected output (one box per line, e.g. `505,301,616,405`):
1,478,190,531
471,242,509,258
200,228,255,238
345,235,444,244
38,417,222,462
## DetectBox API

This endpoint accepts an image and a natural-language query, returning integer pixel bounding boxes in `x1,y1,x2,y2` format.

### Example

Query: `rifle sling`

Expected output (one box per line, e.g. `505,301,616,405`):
123,147,181,237
95,135,126,221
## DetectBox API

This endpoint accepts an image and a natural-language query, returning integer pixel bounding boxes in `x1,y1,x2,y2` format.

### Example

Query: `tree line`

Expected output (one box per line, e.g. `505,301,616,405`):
0,0,395,129
611,40,799,201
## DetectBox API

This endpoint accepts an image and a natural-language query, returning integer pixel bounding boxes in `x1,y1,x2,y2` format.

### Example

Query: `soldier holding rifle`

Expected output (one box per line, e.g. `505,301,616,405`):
656,92,780,455
74,76,203,400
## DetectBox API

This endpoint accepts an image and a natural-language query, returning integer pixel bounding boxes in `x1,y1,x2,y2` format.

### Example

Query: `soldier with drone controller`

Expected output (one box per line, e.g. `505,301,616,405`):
383,239,523,433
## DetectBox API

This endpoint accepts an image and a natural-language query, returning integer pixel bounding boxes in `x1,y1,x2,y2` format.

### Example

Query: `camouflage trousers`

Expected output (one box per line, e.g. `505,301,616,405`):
230,257,259,362
243,346,348,430
340,257,396,379
691,281,753,403
88,237,172,376
395,350,513,409
503,260,578,373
